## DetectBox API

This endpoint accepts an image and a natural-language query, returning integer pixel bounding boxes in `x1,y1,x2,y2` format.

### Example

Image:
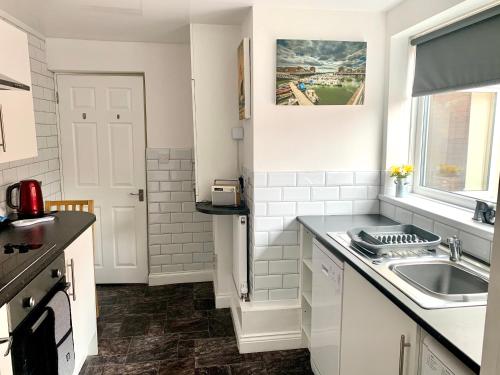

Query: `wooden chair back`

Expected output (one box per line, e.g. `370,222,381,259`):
45,200,94,214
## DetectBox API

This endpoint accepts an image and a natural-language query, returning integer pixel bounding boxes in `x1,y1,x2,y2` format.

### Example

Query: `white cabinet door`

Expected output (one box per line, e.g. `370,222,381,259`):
64,228,98,375
0,305,12,375
57,74,148,283
340,264,418,375
311,241,343,375
0,19,37,163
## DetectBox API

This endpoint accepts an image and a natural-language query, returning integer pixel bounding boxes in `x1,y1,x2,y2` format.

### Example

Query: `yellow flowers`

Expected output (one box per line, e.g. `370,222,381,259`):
403,165,414,174
390,164,413,178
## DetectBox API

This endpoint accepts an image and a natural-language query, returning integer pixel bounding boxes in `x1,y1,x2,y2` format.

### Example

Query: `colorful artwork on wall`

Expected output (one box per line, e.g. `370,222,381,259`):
276,39,367,106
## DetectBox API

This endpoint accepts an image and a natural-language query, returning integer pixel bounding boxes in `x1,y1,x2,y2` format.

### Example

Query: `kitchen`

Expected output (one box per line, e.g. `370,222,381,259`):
0,0,499,374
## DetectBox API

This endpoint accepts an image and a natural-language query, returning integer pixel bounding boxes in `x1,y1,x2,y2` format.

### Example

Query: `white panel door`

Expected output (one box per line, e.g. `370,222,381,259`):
57,74,147,283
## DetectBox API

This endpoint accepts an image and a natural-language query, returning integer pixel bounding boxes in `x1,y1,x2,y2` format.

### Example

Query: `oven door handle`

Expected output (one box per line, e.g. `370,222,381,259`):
30,310,49,334
0,336,12,357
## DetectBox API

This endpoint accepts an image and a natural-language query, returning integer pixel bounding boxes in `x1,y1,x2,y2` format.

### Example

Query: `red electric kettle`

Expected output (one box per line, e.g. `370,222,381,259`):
6,180,44,218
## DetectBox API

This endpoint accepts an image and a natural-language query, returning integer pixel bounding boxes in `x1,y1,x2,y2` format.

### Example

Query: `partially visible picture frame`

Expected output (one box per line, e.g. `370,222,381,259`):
238,38,251,120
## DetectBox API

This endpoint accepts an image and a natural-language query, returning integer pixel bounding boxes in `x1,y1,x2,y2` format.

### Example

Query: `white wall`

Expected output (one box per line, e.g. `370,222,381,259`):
45,38,193,148
386,0,469,36
251,6,386,172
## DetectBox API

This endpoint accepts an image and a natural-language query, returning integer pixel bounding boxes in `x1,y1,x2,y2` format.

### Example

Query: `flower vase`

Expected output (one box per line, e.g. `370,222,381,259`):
394,178,408,198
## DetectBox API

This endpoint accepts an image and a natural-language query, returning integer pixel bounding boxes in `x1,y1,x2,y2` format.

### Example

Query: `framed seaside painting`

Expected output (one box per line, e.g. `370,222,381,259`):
276,39,367,106
238,38,251,119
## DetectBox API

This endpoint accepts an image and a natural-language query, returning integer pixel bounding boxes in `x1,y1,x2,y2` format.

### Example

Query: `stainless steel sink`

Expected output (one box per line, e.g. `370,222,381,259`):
329,233,490,309
390,261,488,302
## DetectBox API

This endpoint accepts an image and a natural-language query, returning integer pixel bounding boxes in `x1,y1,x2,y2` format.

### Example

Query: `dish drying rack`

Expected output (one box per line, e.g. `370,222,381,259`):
347,224,441,256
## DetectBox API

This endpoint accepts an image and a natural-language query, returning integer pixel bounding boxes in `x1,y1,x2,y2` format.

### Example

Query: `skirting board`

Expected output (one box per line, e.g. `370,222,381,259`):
230,300,305,353
237,330,304,353
148,270,213,286
215,293,232,308
311,358,320,375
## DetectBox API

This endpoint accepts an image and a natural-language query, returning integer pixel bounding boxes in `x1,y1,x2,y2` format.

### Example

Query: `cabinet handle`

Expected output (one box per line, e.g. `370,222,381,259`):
0,337,12,357
399,334,411,375
321,264,329,276
0,105,6,152
67,258,76,301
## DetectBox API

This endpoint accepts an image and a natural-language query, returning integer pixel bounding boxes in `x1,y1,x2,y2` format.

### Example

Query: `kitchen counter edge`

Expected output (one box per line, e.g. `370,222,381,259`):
297,214,482,374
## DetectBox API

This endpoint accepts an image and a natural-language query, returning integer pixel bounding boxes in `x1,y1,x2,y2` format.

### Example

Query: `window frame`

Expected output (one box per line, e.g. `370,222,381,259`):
411,95,494,210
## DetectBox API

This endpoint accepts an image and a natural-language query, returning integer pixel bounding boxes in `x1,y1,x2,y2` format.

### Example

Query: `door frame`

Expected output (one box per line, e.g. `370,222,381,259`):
54,72,150,281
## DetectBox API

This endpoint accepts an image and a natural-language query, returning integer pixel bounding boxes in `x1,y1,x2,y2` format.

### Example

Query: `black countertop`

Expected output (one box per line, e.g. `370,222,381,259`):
297,214,484,374
0,211,96,307
196,201,250,215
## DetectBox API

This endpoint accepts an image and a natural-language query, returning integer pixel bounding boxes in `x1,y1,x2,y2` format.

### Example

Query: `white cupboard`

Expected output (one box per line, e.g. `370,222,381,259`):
0,19,37,163
340,263,419,375
64,228,98,375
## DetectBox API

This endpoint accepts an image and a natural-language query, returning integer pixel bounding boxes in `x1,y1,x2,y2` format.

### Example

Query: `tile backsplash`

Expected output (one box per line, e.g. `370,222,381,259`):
246,169,382,302
381,200,492,263
146,148,214,275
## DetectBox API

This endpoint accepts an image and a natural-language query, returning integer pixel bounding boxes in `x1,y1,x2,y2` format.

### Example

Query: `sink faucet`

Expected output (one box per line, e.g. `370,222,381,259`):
447,236,462,262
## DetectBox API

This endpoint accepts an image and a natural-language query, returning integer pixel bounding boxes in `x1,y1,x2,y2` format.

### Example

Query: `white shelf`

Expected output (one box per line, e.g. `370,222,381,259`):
303,258,313,271
302,290,312,306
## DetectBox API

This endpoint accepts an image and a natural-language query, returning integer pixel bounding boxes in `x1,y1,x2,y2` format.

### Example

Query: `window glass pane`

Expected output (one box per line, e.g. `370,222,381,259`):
420,89,499,203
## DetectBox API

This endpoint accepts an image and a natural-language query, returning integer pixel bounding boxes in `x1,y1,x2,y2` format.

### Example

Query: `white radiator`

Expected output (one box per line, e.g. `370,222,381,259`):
232,215,248,299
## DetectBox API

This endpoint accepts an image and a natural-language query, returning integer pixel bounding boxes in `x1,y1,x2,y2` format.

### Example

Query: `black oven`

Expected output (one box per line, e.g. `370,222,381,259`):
5,254,74,375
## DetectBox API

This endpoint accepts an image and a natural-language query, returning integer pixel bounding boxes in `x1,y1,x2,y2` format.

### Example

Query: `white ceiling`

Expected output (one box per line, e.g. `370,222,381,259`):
0,0,404,43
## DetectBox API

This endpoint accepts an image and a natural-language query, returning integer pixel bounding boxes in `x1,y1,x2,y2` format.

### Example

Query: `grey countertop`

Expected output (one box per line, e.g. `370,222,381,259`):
297,214,485,374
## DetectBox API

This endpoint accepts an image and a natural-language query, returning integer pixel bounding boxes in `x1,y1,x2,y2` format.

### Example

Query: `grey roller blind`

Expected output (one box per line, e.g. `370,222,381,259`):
412,5,500,97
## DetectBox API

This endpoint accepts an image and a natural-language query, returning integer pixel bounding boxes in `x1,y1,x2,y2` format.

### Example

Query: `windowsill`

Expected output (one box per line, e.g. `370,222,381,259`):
379,193,494,241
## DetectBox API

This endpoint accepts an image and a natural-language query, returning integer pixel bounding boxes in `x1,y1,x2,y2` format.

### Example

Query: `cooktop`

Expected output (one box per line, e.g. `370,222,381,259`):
0,241,57,295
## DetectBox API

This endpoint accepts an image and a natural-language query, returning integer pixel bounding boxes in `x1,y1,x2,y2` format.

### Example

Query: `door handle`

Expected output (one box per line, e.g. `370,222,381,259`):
398,334,411,375
129,189,144,201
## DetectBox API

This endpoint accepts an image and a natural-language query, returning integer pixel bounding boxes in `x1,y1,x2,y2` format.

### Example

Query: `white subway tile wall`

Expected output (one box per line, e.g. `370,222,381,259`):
247,170,381,301
0,28,61,214
147,148,214,274
380,201,493,263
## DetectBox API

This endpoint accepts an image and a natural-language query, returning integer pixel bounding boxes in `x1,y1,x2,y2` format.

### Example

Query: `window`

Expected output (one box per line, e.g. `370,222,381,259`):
414,86,500,207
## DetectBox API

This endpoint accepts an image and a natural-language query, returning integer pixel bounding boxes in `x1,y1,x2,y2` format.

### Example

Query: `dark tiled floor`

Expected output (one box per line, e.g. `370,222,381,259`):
80,282,313,375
